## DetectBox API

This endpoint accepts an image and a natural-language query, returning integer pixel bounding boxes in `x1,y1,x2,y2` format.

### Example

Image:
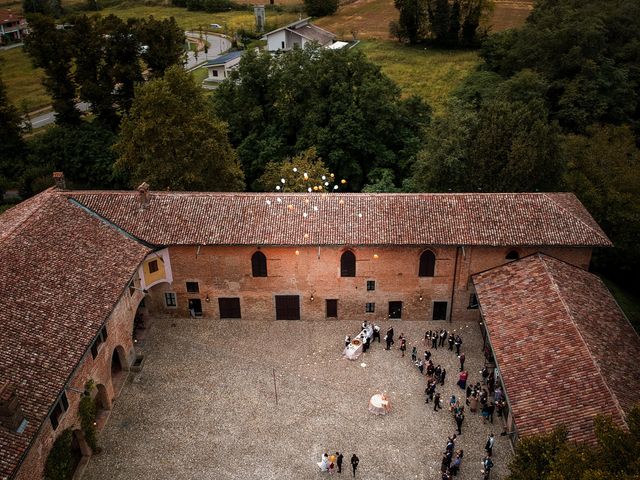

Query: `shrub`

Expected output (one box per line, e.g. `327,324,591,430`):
44,430,75,480
303,0,338,17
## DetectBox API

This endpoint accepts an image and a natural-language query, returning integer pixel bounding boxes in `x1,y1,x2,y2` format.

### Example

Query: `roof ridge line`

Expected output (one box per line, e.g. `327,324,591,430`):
67,198,157,249
543,193,610,245
541,255,628,427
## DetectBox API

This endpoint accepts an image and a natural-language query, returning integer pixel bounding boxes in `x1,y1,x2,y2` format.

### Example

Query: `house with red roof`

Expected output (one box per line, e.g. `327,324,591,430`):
0,172,636,479
0,10,27,45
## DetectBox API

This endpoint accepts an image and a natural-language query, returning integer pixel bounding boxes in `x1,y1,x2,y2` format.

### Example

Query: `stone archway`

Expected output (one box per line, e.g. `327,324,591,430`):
111,346,128,395
93,384,111,431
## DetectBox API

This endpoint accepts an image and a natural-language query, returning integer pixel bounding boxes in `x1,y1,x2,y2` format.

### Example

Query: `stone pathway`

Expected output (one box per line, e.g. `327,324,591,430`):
83,319,511,479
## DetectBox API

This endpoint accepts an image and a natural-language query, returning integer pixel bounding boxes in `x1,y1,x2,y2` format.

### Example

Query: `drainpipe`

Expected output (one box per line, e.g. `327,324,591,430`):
449,246,460,322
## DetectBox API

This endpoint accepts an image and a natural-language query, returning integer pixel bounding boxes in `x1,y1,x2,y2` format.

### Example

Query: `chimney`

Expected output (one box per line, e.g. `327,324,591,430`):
137,182,150,206
0,382,28,433
52,172,66,190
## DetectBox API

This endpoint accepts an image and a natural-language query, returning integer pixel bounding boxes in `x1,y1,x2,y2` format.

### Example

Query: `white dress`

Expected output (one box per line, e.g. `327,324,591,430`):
318,455,329,471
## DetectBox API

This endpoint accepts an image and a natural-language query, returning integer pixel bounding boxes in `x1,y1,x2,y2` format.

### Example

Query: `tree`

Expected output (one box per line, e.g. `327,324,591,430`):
362,168,402,192
427,0,450,44
27,122,122,189
393,0,424,44
115,66,244,191
214,45,430,190
304,0,339,17
562,125,640,280
136,17,186,78
0,74,26,188
24,15,82,125
256,148,340,192
506,404,640,479
408,78,563,194
22,0,62,16
479,0,640,133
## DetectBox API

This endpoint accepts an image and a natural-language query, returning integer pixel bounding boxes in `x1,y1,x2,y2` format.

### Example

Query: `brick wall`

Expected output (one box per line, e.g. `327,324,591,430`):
145,245,593,324
14,290,141,480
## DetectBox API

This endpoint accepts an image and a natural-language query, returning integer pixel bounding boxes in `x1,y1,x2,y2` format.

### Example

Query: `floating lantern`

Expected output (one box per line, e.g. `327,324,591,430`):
295,250,300,255
304,233,309,239
277,197,282,203
313,186,318,191
276,185,281,191
373,254,379,259
339,199,345,205
293,167,298,172
303,212,308,218
281,178,286,184
307,187,312,193
321,175,326,180
341,179,347,184
324,182,329,186
313,206,318,211
304,172,309,179
304,198,310,204
266,200,271,205
333,185,339,190
318,185,323,190
330,173,335,178
358,213,363,218
287,204,294,210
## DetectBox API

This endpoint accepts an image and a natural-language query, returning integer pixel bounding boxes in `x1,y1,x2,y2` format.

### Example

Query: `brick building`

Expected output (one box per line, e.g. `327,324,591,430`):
0,178,637,479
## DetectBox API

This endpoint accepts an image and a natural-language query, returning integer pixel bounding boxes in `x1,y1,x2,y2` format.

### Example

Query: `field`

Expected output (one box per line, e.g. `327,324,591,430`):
356,41,480,114
0,47,50,112
316,0,532,40
99,5,298,33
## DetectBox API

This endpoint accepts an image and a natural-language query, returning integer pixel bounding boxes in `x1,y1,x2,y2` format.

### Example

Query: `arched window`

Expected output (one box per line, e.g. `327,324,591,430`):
419,250,436,277
340,250,356,277
251,251,267,277
505,250,520,261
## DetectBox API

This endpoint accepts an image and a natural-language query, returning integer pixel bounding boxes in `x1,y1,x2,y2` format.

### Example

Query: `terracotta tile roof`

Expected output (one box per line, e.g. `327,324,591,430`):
472,254,640,444
67,192,611,248
0,10,24,24
0,191,150,480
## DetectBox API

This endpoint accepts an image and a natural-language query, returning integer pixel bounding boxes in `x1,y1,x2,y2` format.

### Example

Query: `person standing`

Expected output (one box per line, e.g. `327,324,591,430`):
351,453,359,477
336,452,343,473
440,367,447,386
385,327,394,350
454,334,462,355
448,334,455,351
373,324,381,342
345,335,351,347
411,346,417,362
485,433,495,457
459,352,465,371
432,332,438,349
400,338,407,357
455,411,464,435
434,392,441,411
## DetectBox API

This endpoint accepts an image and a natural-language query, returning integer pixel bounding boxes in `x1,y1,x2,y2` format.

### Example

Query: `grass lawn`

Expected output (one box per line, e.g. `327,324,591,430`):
357,40,480,115
0,47,50,112
602,277,640,333
100,5,298,34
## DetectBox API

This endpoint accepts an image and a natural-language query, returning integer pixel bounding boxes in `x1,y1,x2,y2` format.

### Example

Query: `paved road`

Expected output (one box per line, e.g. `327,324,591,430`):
27,32,231,129
184,31,232,70
27,102,91,129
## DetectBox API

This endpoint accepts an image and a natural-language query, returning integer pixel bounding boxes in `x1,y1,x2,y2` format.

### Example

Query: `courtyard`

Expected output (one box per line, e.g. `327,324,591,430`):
83,318,512,479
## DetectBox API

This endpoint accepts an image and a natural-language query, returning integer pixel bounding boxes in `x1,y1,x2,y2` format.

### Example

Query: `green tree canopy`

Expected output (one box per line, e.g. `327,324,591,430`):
256,147,343,193
214,45,430,191
507,404,640,479
0,74,26,189
562,125,640,280
115,65,244,191
304,0,339,17
480,0,640,133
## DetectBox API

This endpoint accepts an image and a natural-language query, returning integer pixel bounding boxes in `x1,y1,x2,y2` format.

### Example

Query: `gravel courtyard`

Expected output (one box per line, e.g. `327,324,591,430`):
83,319,512,479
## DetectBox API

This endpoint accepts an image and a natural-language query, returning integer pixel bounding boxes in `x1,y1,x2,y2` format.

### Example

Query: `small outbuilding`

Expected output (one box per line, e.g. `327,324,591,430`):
203,50,243,87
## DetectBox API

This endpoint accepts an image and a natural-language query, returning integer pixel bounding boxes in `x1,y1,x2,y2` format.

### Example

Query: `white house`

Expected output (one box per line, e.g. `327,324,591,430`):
203,50,243,87
262,18,337,52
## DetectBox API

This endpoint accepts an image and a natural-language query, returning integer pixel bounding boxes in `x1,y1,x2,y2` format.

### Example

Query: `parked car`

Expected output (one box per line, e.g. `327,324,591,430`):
210,23,222,29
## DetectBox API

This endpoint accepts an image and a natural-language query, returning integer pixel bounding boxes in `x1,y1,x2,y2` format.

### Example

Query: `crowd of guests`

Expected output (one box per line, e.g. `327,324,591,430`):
342,325,504,478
